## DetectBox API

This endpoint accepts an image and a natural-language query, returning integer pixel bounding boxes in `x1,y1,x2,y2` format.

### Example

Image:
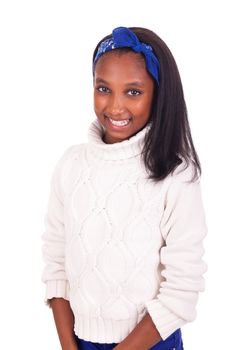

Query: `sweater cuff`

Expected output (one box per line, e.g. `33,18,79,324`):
44,280,70,307
144,299,186,340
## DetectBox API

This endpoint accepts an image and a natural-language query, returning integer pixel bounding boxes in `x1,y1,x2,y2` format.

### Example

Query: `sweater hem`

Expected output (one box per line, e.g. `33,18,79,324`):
74,314,139,343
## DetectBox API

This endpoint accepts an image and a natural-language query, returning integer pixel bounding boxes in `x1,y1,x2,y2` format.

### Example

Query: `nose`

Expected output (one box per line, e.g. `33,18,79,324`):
107,93,125,116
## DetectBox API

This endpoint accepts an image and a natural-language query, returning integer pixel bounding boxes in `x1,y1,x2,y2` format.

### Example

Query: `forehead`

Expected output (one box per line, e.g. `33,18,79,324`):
94,51,151,82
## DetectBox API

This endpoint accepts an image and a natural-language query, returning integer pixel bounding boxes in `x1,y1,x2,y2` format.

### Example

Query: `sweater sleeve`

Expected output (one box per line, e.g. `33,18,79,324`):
144,166,207,340
41,147,74,306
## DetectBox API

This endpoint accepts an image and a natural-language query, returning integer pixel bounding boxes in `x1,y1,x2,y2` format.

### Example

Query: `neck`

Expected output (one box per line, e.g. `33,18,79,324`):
87,118,151,161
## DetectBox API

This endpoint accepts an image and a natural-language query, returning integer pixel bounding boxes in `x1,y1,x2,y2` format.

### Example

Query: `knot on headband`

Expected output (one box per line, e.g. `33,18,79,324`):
93,27,160,85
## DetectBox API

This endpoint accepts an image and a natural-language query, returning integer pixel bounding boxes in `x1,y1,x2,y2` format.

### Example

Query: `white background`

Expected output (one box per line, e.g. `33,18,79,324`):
0,0,232,349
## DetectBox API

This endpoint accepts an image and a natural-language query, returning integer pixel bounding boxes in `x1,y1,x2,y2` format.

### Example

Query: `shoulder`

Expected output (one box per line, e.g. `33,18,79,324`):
60,143,86,161
160,161,207,242
162,161,202,206
171,161,200,183
51,143,87,185
170,161,201,186
55,143,87,169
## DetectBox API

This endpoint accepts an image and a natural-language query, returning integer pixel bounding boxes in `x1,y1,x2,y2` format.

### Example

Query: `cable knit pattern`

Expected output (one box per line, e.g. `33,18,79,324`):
42,118,207,342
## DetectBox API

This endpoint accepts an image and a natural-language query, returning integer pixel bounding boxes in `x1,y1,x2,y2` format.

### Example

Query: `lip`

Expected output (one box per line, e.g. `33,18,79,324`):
105,116,132,130
105,115,131,122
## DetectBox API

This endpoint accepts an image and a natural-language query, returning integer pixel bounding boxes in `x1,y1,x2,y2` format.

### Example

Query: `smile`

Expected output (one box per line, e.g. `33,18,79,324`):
108,117,131,127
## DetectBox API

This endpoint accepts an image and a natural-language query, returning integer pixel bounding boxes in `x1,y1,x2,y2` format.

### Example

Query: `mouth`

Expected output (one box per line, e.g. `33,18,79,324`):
105,116,132,129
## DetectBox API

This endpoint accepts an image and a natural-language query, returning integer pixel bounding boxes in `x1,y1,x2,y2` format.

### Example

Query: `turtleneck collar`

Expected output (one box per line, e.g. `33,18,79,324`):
87,118,151,161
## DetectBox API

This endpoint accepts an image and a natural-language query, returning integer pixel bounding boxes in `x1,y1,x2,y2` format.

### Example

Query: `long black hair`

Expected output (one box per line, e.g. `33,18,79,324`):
93,27,201,183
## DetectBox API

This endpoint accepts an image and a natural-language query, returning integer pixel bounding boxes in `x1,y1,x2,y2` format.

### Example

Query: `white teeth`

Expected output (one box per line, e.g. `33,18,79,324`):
109,118,130,126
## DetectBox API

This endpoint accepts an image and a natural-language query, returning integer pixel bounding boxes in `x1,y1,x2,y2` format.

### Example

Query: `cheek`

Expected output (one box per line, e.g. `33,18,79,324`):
94,93,105,113
133,98,151,116
94,94,101,112
142,93,154,114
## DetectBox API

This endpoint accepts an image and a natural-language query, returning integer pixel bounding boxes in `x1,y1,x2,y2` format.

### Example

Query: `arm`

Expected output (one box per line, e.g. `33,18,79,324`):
50,298,77,350
42,148,77,349
116,166,207,348
144,170,207,339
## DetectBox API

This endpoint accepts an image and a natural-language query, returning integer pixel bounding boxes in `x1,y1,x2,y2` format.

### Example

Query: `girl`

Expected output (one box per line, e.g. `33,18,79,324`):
42,26,207,350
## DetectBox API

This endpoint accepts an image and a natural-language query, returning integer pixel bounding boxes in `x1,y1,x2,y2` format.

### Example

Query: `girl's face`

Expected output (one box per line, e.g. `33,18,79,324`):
94,51,155,144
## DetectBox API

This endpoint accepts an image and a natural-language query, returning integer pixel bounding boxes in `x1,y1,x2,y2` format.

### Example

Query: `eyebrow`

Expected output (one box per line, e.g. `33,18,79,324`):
95,78,145,87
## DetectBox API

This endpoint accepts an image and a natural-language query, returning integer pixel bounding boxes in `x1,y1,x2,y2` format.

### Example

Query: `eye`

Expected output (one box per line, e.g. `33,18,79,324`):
127,89,141,96
96,86,110,93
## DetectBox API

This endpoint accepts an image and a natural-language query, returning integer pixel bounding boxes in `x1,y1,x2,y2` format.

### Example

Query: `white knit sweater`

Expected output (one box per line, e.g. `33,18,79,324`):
42,118,207,343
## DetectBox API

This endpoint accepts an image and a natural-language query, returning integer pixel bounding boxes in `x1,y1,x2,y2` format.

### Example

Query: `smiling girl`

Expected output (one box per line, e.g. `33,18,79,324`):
42,26,207,350
94,50,154,144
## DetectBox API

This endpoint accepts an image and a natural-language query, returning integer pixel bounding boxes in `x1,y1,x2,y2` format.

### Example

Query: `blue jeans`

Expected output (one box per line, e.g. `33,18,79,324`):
75,328,184,349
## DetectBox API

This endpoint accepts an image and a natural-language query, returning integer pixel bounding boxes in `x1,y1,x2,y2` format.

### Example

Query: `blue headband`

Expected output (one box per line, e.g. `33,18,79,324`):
93,27,160,85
